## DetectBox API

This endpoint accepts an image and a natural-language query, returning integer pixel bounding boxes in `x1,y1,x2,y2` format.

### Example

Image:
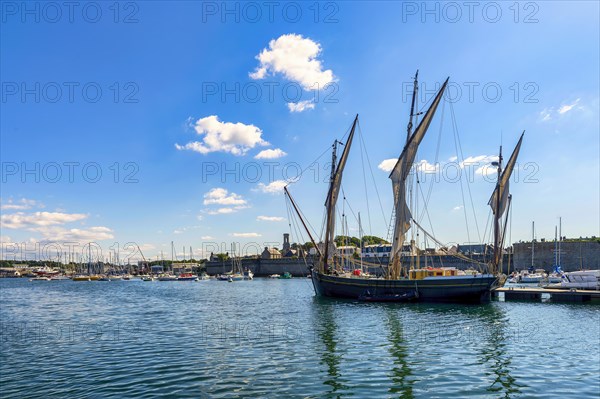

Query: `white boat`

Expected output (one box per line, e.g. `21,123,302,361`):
245,270,254,280
549,270,600,290
29,276,51,281
269,274,280,279
49,275,70,281
158,274,178,281
141,275,157,281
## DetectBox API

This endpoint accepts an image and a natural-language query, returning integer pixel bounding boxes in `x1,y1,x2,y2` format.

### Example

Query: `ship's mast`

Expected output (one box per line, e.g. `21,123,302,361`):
492,146,503,274
323,139,339,272
406,70,419,143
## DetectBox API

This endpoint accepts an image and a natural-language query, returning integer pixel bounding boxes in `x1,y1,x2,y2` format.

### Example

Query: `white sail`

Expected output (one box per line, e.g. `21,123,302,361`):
389,78,449,262
323,115,358,263
488,132,524,218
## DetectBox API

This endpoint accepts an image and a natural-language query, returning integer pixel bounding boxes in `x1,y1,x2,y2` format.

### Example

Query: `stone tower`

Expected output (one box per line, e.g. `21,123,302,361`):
283,233,290,252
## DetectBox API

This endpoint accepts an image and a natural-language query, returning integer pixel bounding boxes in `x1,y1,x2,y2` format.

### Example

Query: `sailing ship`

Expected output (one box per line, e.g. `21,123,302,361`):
285,72,524,303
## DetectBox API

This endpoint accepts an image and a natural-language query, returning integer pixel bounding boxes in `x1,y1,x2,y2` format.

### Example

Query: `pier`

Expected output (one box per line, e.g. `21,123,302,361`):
493,287,600,303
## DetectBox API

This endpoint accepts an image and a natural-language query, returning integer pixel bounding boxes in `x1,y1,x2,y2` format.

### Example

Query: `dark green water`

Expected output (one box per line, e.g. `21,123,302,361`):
1,278,599,398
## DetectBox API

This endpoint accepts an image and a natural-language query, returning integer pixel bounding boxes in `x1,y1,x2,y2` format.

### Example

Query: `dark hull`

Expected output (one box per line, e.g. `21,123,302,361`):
311,270,497,303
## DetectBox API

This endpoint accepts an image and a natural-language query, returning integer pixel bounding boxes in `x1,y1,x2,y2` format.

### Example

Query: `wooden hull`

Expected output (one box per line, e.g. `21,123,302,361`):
311,270,497,303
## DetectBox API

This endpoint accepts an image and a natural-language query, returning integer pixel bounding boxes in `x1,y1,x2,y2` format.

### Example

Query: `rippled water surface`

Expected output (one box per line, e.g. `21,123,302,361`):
1,278,599,398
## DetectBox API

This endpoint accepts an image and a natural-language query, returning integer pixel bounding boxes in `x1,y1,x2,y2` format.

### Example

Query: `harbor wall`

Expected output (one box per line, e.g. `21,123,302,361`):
512,240,599,271
205,255,514,277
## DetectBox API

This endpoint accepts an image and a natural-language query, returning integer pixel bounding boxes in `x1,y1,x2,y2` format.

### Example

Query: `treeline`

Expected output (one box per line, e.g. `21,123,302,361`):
334,235,390,247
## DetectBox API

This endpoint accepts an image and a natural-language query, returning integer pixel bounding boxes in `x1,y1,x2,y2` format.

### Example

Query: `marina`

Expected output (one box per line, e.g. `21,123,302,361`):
1,1,598,398
1,277,599,398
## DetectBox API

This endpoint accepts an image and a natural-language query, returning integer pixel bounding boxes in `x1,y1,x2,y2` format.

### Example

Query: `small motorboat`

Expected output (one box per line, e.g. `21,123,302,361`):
269,274,280,279
158,274,178,281
278,272,292,279
177,273,199,281
29,276,51,281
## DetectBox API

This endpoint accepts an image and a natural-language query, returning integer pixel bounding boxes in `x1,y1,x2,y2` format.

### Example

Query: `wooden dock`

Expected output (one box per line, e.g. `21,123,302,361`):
493,287,600,303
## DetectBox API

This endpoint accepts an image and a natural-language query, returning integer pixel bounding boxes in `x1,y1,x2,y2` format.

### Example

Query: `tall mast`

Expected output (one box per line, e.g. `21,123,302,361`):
531,221,535,268
323,115,359,273
554,226,558,266
389,77,449,279
493,145,503,274
406,70,419,143
488,132,524,274
558,216,562,266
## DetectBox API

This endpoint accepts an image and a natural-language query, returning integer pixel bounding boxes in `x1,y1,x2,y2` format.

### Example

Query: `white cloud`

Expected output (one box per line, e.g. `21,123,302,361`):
203,188,247,206
31,226,114,242
201,236,214,240
232,232,261,238
414,160,439,173
539,109,552,122
539,98,582,122
249,34,335,90
257,216,285,222
0,235,13,244
0,198,44,211
449,156,458,162
206,207,247,215
558,98,580,114
287,100,315,113
452,206,464,211
460,155,498,169
175,115,268,156
1,212,87,229
254,148,287,159
378,159,397,173
256,180,287,194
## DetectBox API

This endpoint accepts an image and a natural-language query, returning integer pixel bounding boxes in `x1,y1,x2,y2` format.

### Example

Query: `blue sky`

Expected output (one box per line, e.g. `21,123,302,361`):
1,1,598,262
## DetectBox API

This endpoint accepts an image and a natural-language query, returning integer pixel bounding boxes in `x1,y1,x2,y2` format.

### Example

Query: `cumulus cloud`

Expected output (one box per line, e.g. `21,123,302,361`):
378,159,397,172
257,216,285,222
452,206,464,211
203,188,247,206
459,155,498,169
1,212,87,229
249,34,335,90
0,198,44,211
31,226,114,241
206,207,248,215
414,160,439,173
256,180,287,194
287,100,315,113
175,115,268,156
232,232,261,238
254,148,287,159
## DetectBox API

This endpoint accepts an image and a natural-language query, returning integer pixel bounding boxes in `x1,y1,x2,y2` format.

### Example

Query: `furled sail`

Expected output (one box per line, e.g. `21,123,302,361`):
389,78,449,262
488,132,524,218
323,115,359,265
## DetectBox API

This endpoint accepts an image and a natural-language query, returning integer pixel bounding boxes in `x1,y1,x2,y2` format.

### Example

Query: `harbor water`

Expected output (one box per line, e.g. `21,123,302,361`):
1,278,599,398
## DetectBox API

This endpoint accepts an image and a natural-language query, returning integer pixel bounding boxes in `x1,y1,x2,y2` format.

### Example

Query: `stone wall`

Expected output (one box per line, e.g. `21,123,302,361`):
205,254,515,277
512,240,599,271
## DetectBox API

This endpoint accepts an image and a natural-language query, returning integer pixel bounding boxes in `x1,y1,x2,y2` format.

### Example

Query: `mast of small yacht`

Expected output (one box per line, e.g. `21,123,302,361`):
532,221,535,269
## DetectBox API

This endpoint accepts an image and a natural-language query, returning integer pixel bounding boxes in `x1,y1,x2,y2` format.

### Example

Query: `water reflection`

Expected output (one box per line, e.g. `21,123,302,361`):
384,307,414,398
477,305,523,398
312,298,349,396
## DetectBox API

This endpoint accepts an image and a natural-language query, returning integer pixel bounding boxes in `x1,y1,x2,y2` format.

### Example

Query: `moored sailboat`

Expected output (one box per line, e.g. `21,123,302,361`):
285,72,524,303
